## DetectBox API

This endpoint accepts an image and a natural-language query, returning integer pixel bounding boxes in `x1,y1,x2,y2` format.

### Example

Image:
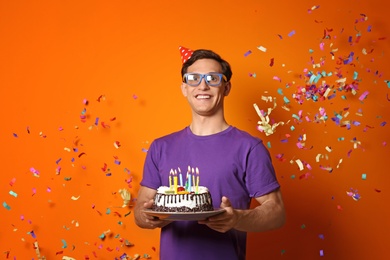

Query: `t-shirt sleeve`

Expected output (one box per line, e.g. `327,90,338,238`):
246,141,280,198
140,141,162,190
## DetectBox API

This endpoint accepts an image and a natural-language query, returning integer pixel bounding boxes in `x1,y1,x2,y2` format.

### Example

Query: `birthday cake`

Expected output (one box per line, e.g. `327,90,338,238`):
152,186,214,212
152,167,214,212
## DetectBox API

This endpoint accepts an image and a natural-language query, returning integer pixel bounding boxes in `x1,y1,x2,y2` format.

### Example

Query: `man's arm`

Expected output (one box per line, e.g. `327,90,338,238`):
199,189,285,233
134,186,171,229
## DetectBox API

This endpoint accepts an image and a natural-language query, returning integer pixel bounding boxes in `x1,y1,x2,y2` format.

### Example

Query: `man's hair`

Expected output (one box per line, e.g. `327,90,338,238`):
181,49,233,82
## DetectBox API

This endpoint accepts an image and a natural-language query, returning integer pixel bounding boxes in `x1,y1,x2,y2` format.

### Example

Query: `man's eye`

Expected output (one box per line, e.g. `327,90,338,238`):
188,75,199,81
207,75,218,82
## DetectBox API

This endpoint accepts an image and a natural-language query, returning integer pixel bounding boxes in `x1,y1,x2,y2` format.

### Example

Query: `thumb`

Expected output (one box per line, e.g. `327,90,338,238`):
220,196,232,208
143,199,154,209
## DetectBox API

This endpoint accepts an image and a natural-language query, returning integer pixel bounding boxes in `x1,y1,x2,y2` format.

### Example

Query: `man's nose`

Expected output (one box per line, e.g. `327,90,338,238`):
198,78,210,89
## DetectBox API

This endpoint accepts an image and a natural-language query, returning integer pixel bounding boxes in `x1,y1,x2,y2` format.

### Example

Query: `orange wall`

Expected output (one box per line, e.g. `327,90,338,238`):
1,0,389,259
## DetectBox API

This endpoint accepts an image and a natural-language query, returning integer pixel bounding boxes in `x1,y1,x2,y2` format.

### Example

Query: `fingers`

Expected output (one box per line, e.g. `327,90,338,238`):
220,196,232,208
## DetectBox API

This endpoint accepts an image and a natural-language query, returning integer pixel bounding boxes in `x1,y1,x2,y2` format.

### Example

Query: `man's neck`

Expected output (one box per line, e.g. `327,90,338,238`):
189,116,229,136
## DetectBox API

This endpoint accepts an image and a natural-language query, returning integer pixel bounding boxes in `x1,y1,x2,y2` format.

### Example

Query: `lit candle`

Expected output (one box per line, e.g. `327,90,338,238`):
169,169,173,190
173,169,178,194
188,167,192,192
185,166,190,191
196,167,199,194
178,167,183,187
192,167,195,193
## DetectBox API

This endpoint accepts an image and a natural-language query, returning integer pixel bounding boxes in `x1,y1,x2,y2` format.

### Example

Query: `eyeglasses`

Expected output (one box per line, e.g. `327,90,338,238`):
183,73,227,87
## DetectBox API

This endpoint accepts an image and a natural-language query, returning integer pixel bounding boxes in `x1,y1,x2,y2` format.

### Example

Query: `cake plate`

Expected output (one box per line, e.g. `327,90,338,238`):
143,208,226,221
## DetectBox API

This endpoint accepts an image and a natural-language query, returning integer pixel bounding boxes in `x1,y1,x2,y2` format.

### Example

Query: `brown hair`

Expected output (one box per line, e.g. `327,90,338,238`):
181,49,233,82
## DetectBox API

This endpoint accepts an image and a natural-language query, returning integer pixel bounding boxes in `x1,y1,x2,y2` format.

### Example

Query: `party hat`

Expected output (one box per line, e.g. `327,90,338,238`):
179,46,193,64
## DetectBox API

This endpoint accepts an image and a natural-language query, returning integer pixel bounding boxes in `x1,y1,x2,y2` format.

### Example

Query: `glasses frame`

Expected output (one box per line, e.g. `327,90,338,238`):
182,73,228,87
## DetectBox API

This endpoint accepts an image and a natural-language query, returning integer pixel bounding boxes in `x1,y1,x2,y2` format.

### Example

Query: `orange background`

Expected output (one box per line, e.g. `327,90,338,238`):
1,0,389,259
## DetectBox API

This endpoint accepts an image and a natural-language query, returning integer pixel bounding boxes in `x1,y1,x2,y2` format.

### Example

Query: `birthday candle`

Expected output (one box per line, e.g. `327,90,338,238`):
192,168,195,192
185,166,190,191
169,169,173,190
178,167,183,187
196,167,199,194
188,169,192,192
173,169,178,194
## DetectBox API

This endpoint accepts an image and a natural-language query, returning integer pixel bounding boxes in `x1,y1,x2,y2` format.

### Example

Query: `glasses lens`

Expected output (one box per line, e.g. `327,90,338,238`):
205,73,222,86
186,73,201,86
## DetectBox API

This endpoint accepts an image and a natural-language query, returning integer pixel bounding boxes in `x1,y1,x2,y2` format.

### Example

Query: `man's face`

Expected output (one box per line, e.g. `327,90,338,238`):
181,58,231,117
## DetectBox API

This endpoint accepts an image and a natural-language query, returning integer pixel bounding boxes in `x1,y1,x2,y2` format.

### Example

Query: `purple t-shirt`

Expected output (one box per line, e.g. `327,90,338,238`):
140,126,280,260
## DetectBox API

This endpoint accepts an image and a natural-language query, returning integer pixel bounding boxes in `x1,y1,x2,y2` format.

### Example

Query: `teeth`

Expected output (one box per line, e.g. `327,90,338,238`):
196,95,210,99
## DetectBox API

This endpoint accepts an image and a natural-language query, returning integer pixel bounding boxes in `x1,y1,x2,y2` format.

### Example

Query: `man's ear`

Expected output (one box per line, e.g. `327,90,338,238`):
181,83,187,97
224,82,232,96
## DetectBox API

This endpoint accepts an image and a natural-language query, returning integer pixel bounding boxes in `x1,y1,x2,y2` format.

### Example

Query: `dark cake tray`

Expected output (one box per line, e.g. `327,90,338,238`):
143,208,225,221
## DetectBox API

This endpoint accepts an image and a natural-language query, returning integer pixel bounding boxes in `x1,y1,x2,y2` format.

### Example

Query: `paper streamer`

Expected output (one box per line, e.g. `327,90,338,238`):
254,98,285,136
118,188,131,208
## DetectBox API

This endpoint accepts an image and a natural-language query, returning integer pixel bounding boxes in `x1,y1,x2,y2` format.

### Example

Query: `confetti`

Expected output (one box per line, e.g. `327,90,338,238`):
9,177,16,186
346,188,361,201
295,159,304,171
97,94,105,102
254,98,285,136
336,158,343,168
308,5,320,13
9,190,17,197
101,121,110,128
385,80,390,88
288,30,296,37
61,239,68,248
29,230,37,238
358,91,369,101
244,50,252,57
118,188,131,208
78,152,86,158
3,202,11,210
30,167,40,177
114,141,121,149
71,195,80,201
33,241,46,259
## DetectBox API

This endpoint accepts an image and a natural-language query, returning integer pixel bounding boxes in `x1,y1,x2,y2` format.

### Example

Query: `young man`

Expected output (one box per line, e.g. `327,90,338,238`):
134,47,285,260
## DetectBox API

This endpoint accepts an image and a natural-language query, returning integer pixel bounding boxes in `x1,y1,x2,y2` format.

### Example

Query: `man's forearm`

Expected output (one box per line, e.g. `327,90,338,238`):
234,200,286,232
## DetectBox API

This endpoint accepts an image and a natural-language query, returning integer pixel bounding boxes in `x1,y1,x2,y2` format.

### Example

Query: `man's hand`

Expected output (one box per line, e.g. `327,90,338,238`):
198,196,240,233
141,199,170,228
134,186,171,229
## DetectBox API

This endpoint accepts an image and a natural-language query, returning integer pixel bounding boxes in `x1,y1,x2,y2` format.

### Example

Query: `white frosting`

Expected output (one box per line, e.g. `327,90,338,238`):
154,186,211,209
